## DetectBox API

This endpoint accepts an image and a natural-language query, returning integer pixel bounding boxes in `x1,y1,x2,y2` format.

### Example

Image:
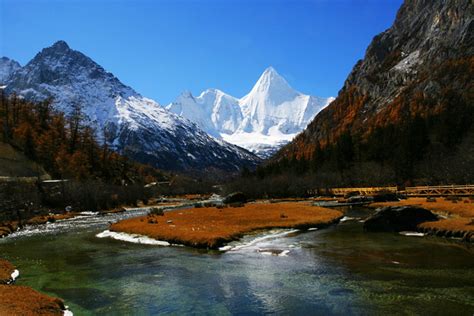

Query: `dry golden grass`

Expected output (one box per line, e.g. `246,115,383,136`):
173,194,211,200
371,197,474,217
111,202,343,249
370,197,474,233
0,259,15,284
419,218,474,233
0,285,65,315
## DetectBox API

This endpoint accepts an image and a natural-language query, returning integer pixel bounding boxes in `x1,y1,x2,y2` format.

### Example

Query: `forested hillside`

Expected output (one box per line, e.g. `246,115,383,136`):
0,91,163,184
245,0,473,194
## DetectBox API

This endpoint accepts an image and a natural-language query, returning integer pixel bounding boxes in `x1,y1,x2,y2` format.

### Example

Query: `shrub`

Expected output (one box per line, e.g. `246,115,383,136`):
150,207,164,216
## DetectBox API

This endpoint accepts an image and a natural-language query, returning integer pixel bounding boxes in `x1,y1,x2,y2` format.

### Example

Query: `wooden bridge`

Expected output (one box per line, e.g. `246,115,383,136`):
403,185,474,197
329,186,397,196
324,185,474,197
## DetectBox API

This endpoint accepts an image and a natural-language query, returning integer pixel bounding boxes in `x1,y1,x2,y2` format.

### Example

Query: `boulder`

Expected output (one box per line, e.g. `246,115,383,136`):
223,192,247,204
363,206,438,232
373,192,400,202
347,195,373,203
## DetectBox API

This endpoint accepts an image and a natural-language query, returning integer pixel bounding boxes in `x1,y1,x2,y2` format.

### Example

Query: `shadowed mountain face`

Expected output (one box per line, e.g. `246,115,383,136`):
2,41,261,173
276,0,473,161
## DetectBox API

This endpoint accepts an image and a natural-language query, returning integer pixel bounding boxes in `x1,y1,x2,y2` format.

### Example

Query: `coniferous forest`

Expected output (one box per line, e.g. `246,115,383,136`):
231,56,474,198
0,91,170,213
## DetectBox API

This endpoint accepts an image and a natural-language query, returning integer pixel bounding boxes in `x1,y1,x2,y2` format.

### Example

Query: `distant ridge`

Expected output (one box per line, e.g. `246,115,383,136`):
1,41,261,173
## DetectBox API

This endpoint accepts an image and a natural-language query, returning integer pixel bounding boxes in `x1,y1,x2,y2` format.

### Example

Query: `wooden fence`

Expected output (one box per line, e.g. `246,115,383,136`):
321,185,474,197
329,186,397,196
404,185,474,196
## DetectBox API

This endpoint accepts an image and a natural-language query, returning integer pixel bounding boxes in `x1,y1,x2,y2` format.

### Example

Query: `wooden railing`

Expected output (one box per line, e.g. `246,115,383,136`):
329,186,398,196
404,185,474,196
322,185,474,197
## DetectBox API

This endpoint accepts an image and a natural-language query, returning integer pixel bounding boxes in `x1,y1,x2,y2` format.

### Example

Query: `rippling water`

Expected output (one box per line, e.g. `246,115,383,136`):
1,206,473,315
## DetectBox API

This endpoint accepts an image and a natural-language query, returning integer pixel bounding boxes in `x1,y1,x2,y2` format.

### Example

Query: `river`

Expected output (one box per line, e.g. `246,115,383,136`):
0,206,473,315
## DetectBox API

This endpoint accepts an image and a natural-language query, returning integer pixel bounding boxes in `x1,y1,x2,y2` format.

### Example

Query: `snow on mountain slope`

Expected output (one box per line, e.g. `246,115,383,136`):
167,89,242,138
3,41,260,172
167,67,334,158
0,57,21,84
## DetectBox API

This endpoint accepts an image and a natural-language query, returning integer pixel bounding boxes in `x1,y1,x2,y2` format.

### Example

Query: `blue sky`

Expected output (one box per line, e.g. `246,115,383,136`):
1,0,403,104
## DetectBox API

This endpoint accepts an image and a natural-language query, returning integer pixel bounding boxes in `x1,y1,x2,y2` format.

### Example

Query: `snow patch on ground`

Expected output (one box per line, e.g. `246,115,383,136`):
79,211,99,216
64,309,74,316
340,216,361,222
9,269,19,284
219,229,299,255
399,231,425,237
96,230,171,246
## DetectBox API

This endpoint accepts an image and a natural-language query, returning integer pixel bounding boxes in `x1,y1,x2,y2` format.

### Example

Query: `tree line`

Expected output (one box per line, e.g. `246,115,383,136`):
230,57,474,198
0,91,165,183
0,91,167,212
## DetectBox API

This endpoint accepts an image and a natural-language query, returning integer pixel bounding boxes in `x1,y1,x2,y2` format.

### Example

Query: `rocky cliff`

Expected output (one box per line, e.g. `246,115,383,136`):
271,0,473,184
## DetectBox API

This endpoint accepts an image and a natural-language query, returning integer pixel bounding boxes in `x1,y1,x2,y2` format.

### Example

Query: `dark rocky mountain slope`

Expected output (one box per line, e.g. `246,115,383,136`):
1,41,260,174
270,0,473,185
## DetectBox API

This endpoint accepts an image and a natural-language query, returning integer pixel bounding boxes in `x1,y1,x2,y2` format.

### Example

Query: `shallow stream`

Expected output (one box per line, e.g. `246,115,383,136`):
0,206,473,315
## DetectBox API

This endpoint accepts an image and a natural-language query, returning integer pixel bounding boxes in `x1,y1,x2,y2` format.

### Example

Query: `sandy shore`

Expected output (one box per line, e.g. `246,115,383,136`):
110,202,343,249
370,198,474,239
0,259,67,315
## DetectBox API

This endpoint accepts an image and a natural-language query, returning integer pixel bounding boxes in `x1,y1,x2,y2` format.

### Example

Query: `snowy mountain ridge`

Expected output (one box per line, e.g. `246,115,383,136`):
167,67,334,158
2,41,260,172
0,57,21,84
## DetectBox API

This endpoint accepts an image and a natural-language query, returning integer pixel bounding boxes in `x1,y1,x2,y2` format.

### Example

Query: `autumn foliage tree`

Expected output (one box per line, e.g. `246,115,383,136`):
0,91,166,184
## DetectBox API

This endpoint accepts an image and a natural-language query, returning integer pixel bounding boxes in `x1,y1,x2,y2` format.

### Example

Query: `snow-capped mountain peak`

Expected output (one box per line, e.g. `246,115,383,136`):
167,88,242,138
3,41,260,172
241,66,298,107
167,67,334,158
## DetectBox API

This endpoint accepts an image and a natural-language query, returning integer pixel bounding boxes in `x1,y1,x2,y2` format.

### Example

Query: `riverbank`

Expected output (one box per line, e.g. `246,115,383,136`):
370,198,474,241
0,202,473,314
110,202,343,249
0,259,16,284
0,259,68,315
0,198,186,238
0,213,77,238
